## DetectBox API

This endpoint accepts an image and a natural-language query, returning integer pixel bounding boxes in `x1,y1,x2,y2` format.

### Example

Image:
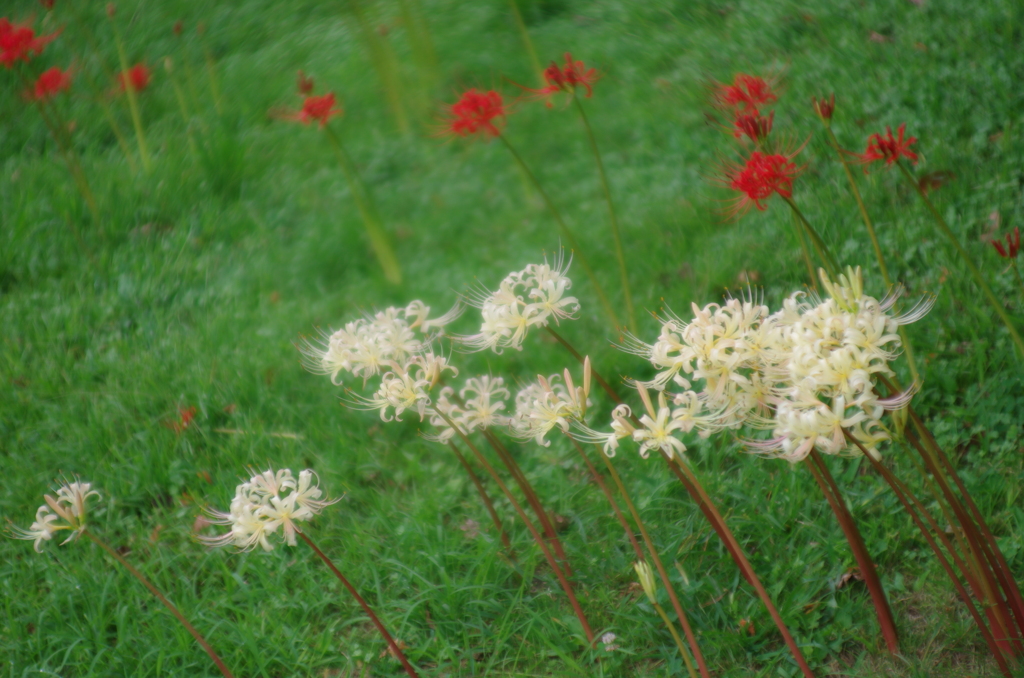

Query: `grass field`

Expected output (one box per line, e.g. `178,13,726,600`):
3,0,1024,676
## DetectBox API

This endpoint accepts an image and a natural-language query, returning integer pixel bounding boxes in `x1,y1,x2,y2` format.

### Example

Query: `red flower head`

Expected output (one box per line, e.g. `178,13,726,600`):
41,0,56,10
30,66,72,100
443,89,506,138
719,149,803,219
858,123,918,168
992,227,1020,260
118,63,151,92
524,53,600,105
733,111,774,143
0,18,59,68
165,406,197,434
296,69,315,95
713,74,778,114
284,92,343,127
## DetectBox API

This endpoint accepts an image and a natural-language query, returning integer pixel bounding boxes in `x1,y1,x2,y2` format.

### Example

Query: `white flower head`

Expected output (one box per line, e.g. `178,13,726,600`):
200,467,340,551
10,478,101,552
458,251,579,353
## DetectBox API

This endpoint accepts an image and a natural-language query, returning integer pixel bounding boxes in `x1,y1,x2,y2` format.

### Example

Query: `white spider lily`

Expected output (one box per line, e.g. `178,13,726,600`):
11,479,100,552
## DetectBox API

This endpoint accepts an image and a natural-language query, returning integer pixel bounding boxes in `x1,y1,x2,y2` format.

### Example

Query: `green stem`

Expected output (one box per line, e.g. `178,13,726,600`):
167,63,199,160
600,449,710,678
498,133,622,331
824,128,923,382
323,126,402,284
297,531,419,677
83,530,235,678
1011,262,1024,303
653,600,699,678
790,207,818,291
573,95,637,335
447,440,513,553
896,161,1024,358
111,20,152,173
432,407,595,644
781,197,838,278
507,0,544,82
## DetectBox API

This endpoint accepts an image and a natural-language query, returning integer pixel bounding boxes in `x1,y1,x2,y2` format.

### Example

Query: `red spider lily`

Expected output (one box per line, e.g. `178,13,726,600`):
41,0,56,10
29,66,72,100
992,227,1020,259
443,89,506,138
713,73,778,113
296,70,315,95
733,111,773,143
526,52,601,103
282,92,343,127
0,18,59,68
118,63,151,92
858,123,918,167
719,150,803,219
812,93,835,123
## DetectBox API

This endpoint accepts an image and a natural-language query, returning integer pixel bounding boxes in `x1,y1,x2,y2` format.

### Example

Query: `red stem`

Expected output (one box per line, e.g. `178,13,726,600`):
846,433,1013,677
297,530,419,678
482,429,573,576
447,440,514,553
434,408,595,643
664,457,816,678
597,444,711,678
805,451,899,654
84,530,235,678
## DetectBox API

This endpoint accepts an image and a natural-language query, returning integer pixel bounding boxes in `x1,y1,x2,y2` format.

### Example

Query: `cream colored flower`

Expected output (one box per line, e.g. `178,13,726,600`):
10,479,100,552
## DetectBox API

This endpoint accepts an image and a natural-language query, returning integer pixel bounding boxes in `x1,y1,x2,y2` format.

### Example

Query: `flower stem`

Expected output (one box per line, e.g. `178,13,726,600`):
599,447,710,678
781,196,838,279
507,0,544,83
297,530,419,678
573,94,637,335
498,133,622,331
664,457,817,678
110,19,152,173
823,130,922,384
653,599,699,678
545,327,622,406
804,451,899,654
447,440,514,553
790,208,818,291
166,61,200,160
82,529,235,678
432,407,595,644
323,126,402,284
565,434,644,559
896,161,1024,358
845,432,1014,677
481,430,573,574
1012,263,1024,302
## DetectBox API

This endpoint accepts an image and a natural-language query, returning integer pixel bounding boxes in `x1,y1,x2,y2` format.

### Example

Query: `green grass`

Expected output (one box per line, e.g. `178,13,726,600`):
2,0,1024,676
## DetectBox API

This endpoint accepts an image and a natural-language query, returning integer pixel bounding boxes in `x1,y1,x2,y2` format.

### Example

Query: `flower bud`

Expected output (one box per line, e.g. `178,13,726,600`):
812,93,835,126
634,560,657,604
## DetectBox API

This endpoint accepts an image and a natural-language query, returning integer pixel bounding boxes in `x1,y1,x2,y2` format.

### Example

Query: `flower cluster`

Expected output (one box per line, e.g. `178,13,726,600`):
526,52,600,104
30,66,72,100
1,18,58,68
426,375,512,443
459,253,579,352
509,360,591,446
11,480,100,552
857,123,918,168
443,89,506,138
286,92,343,127
608,268,932,463
200,468,338,551
302,300,461,422
118,63,151,92
713,73,778,114
720,150,802,218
